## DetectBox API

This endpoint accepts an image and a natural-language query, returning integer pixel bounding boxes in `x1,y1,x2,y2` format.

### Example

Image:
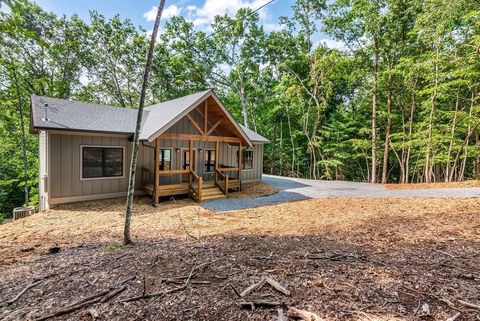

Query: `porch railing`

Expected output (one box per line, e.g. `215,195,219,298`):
141,167,202,202
188,169,202,202
214,168,229,196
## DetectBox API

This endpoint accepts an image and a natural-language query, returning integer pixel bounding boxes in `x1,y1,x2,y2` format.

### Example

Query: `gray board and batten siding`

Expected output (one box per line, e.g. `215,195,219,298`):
32,90,268,210
43,126,264,208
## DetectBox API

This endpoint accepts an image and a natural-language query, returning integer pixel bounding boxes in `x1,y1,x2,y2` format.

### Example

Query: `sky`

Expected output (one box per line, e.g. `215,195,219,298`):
33,0,294,31
32,0,341,48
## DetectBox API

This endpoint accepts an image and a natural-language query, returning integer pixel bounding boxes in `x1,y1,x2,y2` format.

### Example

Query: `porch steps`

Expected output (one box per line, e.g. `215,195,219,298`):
200,184,226,201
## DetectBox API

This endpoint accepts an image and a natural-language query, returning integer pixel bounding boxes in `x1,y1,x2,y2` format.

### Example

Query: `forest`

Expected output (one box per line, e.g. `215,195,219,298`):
1,0,479,216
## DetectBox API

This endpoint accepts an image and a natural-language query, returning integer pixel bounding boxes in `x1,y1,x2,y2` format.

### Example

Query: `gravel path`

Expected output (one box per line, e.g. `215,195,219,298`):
202,174,480,212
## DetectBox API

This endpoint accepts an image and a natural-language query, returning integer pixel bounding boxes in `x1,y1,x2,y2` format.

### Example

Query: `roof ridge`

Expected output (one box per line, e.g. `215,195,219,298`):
144,89,212,110
33,95,136,112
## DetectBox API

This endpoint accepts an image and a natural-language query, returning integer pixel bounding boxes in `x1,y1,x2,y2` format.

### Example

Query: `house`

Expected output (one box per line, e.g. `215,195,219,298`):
30,89,269,211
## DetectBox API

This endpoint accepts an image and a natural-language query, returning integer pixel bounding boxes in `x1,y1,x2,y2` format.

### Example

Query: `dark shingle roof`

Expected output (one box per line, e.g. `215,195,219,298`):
30,91,269,143
30,96,140,134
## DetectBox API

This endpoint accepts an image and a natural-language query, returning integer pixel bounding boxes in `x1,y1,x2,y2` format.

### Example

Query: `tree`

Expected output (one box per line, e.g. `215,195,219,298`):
123,0,165,245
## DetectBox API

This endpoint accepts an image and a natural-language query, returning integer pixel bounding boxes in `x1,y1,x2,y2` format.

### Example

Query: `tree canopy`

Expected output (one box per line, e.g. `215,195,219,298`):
1,0,479,216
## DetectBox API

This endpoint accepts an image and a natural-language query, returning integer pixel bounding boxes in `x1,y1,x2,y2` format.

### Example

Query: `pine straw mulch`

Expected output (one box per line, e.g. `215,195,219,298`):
384,180,480,190
0,197,480,320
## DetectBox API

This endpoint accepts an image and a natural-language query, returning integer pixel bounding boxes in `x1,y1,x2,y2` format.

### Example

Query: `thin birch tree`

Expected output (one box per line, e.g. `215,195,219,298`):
124,0,166,245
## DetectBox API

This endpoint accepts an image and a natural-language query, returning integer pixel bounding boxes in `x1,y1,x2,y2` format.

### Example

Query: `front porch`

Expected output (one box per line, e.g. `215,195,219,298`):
138,92,253,203
141,139,243,203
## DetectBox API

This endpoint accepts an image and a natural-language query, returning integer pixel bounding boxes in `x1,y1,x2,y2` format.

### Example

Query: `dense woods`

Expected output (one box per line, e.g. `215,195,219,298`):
1,0,479,216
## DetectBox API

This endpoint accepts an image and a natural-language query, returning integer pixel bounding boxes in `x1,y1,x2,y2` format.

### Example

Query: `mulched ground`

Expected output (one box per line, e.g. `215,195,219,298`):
384,180,480,190
0,197,479,320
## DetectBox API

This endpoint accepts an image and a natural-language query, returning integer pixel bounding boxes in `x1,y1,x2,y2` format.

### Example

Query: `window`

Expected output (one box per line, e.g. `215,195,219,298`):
204,150,215,172
242,149,254,170
159,149,171,170
237,149,254,170
82,146,123,179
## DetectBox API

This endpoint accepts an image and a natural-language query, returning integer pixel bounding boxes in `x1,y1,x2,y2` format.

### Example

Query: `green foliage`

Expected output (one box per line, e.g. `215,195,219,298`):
103,242,127,252
1,0,480,215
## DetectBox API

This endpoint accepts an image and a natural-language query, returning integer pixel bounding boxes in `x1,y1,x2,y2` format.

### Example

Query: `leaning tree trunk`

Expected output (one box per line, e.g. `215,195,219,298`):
124,0,166,245
424,46,439,183
11,63,29,206
382,73,393,184
445,88,460,182
404,80,418,183
371,36,379,183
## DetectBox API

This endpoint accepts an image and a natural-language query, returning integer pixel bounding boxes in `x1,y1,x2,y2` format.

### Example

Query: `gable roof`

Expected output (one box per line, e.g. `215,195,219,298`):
30,90,269,144
239,125,270,143
30,96,140,135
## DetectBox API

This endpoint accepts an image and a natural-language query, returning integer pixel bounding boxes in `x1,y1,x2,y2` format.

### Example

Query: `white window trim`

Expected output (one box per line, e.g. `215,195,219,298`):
80,145,126,181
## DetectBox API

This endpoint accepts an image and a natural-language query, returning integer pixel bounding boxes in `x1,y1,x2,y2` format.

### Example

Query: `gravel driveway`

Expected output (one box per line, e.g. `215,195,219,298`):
202,174,480,212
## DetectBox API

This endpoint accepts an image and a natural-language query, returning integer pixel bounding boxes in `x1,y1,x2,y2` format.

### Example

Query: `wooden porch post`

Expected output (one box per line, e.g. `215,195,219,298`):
238,142,242,191
154,137,160,204
189,140,193,183
215,141,219,184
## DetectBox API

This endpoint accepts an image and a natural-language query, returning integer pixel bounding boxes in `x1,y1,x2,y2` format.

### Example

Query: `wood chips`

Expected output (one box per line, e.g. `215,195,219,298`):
0,196,479,320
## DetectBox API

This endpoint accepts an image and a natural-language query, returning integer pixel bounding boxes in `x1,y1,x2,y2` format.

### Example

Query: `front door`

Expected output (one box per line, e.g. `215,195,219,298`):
182,149,196,182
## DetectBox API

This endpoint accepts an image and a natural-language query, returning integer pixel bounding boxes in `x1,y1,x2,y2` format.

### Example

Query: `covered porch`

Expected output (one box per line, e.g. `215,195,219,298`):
139,93,252,203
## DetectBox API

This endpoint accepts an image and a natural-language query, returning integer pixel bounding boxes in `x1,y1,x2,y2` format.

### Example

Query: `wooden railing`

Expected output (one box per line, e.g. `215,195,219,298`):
188,169,202,202
214,168,229,196
142,167,202,201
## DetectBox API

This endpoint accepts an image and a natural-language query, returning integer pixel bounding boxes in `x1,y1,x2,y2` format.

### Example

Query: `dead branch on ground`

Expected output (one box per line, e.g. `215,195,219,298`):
287,307,325,321
7,280,43,305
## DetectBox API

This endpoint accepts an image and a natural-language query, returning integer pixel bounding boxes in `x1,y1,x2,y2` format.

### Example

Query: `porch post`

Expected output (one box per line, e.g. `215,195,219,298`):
154,137,160,204
189,139,193,183
238,141,242,191
215,141,219,184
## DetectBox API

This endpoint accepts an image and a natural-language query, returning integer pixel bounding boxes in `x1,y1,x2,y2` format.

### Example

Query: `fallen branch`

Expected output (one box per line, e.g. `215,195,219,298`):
122,258,224,303
265,277,290,296
35,277,133,321
35,296,104,321
229,284,241,298
239,300,283,310
7,280,43,305
240,279,266,297
278,308,287,321
63,290,110,309
287,307,325,321
458,299,480,310
446,312,461,321
99,286,127,303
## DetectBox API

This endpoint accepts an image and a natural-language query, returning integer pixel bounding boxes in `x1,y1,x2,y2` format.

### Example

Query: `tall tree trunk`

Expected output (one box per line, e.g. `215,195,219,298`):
371,36,379,183
445,88,460,182
459,90,476,181
280,119,284,176
404,81,418,183
382,73,393,183
424,46,440,183
475,128,480,179
239,76,249,128
449,91,479,182
11,64,29,206
286,105,296,177
124,0,165,245
270,122,276,175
